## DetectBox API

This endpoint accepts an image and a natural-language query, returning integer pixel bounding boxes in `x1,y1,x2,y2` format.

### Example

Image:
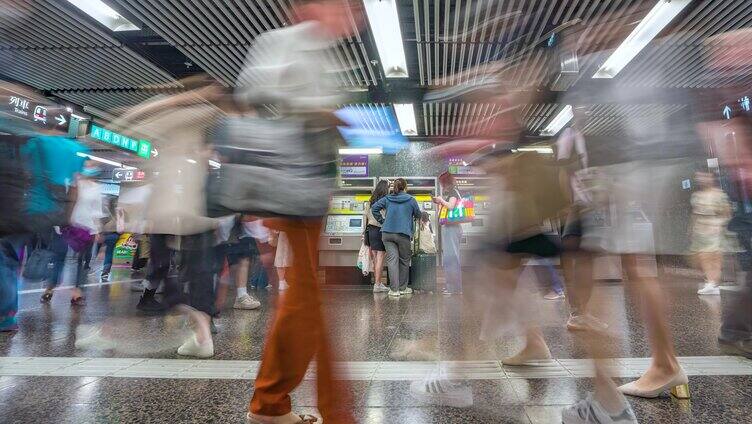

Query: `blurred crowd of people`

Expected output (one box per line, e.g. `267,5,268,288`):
2,1,752,424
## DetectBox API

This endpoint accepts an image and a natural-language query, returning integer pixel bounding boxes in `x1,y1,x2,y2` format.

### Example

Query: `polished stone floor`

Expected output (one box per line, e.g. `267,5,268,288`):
1,264,751,423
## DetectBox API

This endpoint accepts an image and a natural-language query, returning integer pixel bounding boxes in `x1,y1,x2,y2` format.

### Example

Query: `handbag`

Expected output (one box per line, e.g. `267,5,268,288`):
357,242,373,275
439,188,475,225
207,115,338,217
61,225,94,253
22,236,57,281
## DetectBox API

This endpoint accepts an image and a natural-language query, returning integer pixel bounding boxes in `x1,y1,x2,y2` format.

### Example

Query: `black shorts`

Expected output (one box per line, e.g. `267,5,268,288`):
367,225,386,252
215,237,257,270
505,233,561,258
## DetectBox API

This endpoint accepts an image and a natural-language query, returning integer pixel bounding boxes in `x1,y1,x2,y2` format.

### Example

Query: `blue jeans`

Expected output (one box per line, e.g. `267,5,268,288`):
543,263,564,295
100,232,119,276
0,235,26,330
441,225,463,293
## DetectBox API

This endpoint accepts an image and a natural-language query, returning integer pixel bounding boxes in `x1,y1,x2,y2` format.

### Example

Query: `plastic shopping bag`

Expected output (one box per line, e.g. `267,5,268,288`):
357,243,373,275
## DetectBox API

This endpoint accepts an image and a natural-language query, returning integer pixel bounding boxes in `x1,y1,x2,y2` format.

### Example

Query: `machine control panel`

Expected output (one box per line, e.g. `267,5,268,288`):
325,215,364,235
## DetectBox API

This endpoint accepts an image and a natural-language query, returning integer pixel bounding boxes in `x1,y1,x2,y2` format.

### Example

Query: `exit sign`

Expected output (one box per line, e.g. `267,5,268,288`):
90,124,153,159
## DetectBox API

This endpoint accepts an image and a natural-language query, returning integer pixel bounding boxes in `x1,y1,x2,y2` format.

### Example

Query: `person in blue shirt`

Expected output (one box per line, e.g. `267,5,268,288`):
371,178,422,296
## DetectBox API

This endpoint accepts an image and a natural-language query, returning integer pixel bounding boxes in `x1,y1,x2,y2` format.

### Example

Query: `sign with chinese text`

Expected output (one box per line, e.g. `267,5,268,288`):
90,124,153,159
3,92,70,132
340,155,368,177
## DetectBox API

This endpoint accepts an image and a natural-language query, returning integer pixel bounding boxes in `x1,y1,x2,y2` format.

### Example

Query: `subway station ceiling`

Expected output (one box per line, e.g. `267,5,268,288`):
1,0,751,142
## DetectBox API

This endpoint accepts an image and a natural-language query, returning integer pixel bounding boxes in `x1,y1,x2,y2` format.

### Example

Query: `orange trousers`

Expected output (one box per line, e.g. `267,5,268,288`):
250,218,354,424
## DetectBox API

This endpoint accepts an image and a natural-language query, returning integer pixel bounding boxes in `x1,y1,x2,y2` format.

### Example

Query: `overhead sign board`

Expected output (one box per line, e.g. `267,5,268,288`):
112,168,146,182
3,92,70,132
90,124,154,159
340,155,368,177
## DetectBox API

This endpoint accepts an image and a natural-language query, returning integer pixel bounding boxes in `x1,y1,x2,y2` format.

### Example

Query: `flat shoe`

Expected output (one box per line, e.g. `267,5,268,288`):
618,369,689,399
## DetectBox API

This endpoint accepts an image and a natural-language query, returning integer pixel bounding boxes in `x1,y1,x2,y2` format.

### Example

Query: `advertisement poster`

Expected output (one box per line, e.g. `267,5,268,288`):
113,233,137,265
340,155,369,177
446,157,485,175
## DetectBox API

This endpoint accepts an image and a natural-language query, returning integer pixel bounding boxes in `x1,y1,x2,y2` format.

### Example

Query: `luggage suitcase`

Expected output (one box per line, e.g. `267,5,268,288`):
410,253,437,292
410,220,437,292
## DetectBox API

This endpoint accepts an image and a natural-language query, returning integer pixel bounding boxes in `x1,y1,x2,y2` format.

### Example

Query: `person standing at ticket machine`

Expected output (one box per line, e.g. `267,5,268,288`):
433,172,464,295
372,178,422,297
365,180,390,293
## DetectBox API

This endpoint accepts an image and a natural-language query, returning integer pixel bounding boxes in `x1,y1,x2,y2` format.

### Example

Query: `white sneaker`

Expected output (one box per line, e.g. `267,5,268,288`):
278,280,289,291
409,378,473,408
562,393,638,424
233,294,261,310
697,282,720,295
388,289,401,297
177,334,214,358
400,287,414,295
373,283,389,293
544,290,565,300
567,314,609,333
75,327,116,351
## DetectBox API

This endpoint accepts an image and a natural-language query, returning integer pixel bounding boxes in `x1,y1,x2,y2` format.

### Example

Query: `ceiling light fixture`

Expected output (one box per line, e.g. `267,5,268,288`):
540,105,573,136
338,147,383,155
363,0,408,78
515,146,554,154
393,104,417,136
593,0,690,79
67,0,140,32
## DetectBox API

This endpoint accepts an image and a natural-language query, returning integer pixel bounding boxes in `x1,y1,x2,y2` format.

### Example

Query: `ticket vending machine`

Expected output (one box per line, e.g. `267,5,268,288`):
319,177,376,284
441,177,493,253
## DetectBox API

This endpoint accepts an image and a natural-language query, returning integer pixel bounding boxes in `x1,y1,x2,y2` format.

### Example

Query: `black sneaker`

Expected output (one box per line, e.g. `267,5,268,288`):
100,273,110,282
137,295,166,314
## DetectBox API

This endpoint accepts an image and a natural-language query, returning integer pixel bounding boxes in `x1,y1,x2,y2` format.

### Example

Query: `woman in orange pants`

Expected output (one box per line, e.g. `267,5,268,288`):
248,218,354,424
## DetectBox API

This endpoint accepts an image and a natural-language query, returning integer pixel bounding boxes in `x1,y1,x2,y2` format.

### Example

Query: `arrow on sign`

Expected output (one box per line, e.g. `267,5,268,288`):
151,148,159,157
723,105,733,120
55,114,67,126
114,171,123,179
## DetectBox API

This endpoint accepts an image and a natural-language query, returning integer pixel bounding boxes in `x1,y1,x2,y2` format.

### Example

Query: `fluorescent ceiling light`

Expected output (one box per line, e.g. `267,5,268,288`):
540,105,573,136
593,0,690,79
77,152,137,169
338,147,383,155
67,0,140,32
393,104,417,136
363,0,408,78
515,146,554,154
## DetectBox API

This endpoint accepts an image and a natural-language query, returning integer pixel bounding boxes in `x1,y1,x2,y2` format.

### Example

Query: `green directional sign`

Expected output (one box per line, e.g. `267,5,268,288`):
89,123,153,159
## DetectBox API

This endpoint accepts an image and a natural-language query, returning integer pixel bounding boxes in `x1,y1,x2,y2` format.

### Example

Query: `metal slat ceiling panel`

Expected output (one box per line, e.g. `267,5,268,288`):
111,0,377,87
423,102,505,136
580,104,687,136
54,90,183,114
0,0,179,94
612,0,752,88
410,0,648,88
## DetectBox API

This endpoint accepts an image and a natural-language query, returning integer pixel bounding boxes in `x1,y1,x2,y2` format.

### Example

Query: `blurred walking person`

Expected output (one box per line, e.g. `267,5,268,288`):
77,78,225,359
690,172,732,295
232,1,364,422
